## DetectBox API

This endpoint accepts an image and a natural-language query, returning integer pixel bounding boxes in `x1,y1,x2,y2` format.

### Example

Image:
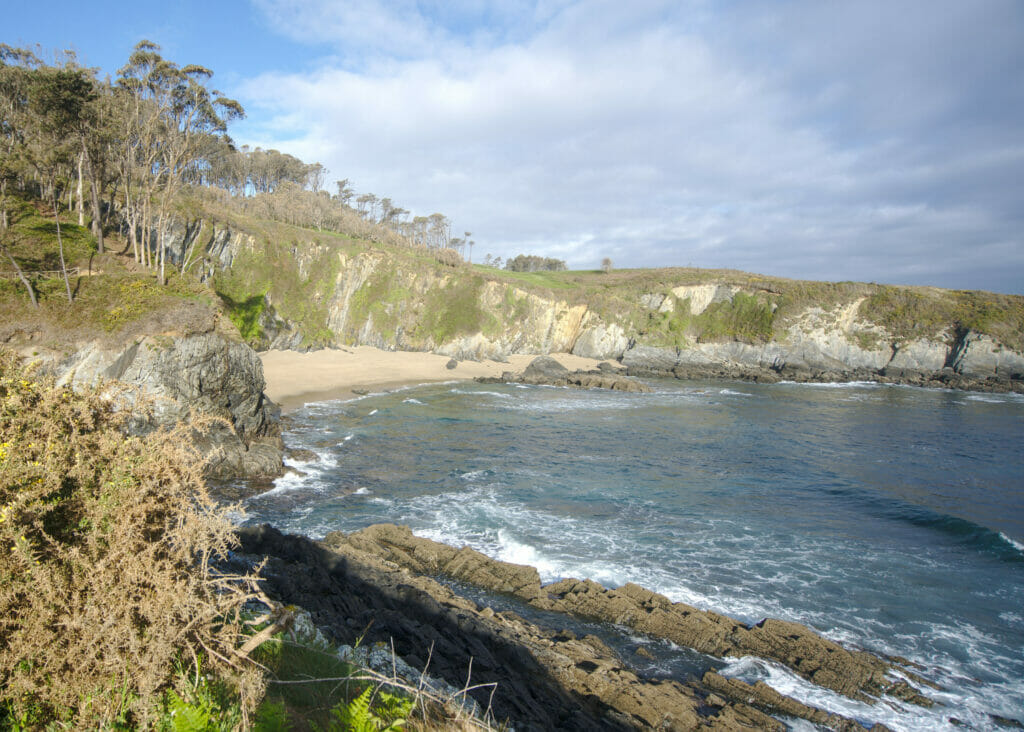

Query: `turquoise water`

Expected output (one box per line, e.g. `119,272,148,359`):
242,379,1024,730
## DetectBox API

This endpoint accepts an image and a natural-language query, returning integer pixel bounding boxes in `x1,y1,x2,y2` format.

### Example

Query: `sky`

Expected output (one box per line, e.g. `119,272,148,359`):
7,1,1024,293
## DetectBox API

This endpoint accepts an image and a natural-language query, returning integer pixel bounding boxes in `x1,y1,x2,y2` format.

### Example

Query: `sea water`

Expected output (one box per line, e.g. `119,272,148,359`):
240,379,1024,730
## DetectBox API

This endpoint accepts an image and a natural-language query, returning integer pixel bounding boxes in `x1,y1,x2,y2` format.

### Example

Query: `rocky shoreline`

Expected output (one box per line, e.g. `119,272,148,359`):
617,343,1024,395
230,522,955,731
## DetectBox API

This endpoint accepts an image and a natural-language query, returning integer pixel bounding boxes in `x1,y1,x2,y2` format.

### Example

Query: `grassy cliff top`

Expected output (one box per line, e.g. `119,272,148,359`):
4,189,1023,353
0,196,228,351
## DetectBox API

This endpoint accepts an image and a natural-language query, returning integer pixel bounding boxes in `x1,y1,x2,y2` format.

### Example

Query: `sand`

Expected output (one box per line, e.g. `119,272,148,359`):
259,346,610,410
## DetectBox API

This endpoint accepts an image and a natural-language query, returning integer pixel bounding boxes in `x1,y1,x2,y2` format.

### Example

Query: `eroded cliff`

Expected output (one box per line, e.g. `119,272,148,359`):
159,212,1024,392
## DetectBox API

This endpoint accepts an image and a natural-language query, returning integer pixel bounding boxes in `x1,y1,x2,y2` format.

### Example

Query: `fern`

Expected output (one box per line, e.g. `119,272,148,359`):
321,687,410,732
329,687,375,732
165,689,214,731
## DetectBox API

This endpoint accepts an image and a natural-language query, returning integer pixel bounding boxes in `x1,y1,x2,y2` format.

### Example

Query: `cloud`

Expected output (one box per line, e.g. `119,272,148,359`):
238,0,1024,293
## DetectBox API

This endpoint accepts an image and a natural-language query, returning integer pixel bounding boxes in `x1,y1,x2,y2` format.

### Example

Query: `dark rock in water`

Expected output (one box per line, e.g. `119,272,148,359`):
480,356,653,393
446,358,458,370
285,447,318,463
522,355,570,383
307,524,928,729
234,525,719,730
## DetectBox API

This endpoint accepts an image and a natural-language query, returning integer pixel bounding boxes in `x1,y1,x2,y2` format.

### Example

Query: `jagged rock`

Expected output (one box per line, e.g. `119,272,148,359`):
522,355,570,383
572,323,630,360
701,673,886,731
951,330,1024,378
237,524,907,730
285,447,318,462
326,525,938,710
671,285,741,315
30,331,283,480
236,525,795,730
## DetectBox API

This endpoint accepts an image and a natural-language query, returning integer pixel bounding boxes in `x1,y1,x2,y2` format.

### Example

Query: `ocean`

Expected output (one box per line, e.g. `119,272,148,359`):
239,378,1024,730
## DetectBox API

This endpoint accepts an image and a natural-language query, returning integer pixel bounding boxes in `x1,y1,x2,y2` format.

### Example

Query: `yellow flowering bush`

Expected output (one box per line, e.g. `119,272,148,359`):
0,351,262,728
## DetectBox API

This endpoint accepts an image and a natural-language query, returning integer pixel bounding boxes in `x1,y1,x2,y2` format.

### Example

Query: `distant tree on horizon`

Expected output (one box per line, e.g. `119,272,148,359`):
505,254,567,272
602,257,613,274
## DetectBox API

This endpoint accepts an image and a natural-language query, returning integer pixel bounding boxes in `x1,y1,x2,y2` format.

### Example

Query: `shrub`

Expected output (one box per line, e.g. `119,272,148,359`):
0,351,262,728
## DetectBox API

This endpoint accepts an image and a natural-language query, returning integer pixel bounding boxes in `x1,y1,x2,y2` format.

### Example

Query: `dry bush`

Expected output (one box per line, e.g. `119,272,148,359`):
0,350,262,728
433,247,464,268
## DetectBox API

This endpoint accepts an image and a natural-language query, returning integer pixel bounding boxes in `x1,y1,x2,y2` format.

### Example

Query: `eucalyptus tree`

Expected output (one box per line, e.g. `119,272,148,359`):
0,44,39,232
116,40,243,282
335,178,354,205
25,62,97,301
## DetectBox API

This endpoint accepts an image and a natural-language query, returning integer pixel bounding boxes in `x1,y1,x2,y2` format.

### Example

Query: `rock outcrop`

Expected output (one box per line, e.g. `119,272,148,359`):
235,523,905,731
18,325,283,480
478,356,652,393
324,524,935,709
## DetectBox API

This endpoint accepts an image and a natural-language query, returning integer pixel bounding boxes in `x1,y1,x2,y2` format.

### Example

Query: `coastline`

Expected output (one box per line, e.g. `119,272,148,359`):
259,346,611,411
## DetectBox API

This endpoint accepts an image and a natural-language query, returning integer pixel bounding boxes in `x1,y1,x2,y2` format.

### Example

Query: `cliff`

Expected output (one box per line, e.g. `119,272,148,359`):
159,211,1024,392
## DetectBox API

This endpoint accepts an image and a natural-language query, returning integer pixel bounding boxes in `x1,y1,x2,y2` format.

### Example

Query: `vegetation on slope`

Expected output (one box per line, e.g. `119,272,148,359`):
0,352,494,730
0,352,262,727
0,194,224,352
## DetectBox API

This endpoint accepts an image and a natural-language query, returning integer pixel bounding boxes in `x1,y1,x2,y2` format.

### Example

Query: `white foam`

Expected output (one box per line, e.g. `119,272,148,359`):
719,655,957,731
352,487,370,495
999,532,1024,553
343,434,354,441
964,394,1007,403
776,380,881,389
999,611,1023,626
459,470,489,481
402,398,424,405
367,408,378,416
494,530,561,577
247,471,315,499
449,388,513,399
718,388,753,397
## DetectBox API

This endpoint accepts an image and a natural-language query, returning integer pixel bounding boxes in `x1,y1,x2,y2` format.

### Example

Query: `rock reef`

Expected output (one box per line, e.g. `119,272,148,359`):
477,355,652,393
234,522,941,730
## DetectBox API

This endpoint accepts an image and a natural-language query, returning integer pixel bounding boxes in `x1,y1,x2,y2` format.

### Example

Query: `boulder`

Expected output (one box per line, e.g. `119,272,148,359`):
42,332,284,480
483,356,652,393
521,355,570,383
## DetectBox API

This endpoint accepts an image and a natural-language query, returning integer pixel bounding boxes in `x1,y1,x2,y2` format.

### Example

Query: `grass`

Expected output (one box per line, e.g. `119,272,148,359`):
418,274,494,345
210,233,342,349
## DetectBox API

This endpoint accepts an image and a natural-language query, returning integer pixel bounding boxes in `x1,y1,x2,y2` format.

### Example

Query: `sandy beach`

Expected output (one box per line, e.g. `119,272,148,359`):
259,346,609,410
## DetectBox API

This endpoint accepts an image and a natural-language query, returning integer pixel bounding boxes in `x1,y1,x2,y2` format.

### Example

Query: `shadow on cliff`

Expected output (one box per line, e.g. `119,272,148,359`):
234,525,633,731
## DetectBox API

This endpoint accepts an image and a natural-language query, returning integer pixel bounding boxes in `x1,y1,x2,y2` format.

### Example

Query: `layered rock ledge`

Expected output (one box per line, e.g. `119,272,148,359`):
234,522,947,730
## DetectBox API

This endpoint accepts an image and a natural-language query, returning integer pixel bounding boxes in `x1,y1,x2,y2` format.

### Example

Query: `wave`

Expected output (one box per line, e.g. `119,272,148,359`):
777,380,882,388
1000,532,1024,554
892,507,1024,561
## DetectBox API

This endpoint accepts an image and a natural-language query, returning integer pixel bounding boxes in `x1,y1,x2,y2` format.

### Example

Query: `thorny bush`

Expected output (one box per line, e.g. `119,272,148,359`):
0,350,262,728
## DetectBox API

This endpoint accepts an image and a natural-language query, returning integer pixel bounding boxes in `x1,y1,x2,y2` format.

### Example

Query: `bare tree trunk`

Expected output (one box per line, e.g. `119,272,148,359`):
157,210,166,285
2,245,37,308
51,191,73,303
0,179,8,232
84,145,104,253
76,151,85,226
142,199,150,268
89,173,104,253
